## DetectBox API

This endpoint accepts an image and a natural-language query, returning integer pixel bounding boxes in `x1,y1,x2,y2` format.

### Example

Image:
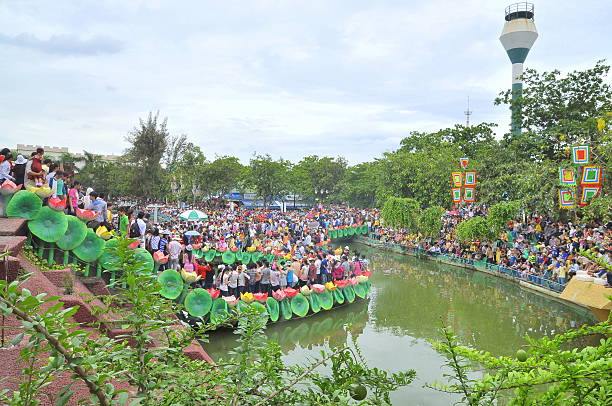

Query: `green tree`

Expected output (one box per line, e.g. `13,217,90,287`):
496,60,612,161
248,154,291,209
293,155,347,201
381,197,421,230
430,319,612,405
339,162,378,208
206,156,248,198
124,111,170,198
418,206,444,238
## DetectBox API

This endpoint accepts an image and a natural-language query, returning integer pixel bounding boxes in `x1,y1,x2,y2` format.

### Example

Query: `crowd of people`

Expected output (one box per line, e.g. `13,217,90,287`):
369,205,612,288
1,146,609,290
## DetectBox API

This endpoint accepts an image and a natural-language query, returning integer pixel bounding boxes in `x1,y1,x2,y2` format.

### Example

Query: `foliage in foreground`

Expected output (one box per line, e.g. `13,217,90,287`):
428,320,612,405
0,241,414,405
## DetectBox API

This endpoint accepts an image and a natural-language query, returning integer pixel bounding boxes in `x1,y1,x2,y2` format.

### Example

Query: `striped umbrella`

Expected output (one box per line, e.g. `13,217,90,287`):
179,209,208,221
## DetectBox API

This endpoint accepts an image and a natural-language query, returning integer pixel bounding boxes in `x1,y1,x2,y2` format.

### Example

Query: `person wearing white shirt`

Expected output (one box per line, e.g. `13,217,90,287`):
0,157,15,183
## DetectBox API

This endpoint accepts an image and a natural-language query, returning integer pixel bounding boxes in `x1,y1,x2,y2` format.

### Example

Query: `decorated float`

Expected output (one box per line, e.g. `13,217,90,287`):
3,186,372,329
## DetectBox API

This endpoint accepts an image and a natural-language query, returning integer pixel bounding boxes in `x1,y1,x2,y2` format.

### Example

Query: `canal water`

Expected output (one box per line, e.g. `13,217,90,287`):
204,243,597,405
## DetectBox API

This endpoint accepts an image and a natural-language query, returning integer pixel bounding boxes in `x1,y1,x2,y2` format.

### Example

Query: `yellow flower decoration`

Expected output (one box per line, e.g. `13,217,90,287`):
325,281,337,291
240,291,254,303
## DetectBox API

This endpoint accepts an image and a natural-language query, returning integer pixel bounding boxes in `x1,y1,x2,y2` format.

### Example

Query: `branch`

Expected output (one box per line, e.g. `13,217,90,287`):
252,346,345,406
0,296,111,406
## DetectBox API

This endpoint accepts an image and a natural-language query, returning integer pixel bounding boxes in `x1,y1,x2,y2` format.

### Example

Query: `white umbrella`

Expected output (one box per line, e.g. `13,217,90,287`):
179,209,208,221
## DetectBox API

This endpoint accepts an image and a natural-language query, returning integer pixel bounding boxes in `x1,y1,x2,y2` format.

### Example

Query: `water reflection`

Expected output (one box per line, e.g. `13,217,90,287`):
204,243,596,405
206,298,369,359
364,245,594,355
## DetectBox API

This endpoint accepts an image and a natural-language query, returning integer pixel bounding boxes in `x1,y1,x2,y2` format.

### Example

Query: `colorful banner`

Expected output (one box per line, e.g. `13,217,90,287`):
463,187,475,202
580,166,602,185
464,171,476,186
579,187,600,207
558,189,575,209
459,157,469,169
451,172,462,187
451,188,462,203
572,146,590,165
558,168,576,186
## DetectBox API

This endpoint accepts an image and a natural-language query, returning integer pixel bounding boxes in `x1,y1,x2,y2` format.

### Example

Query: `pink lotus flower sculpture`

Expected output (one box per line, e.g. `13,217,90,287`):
0,180,21,195
223,295,238,306
153,251,169,264
127,240,140,250
348,277,359,286
76,208,97,222
272,289,287,301
284,287,299,298
362,270,372,277
253,292,268,303
47,197,66,211
311,284,326,293
335,280,349,289
207,288,220,299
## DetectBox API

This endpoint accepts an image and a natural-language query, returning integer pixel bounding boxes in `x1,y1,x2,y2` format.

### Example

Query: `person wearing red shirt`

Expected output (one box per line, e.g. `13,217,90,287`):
196,261,213,289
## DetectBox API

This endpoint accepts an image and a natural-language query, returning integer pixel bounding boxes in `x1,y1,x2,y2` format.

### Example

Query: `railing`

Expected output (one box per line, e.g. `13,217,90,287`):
356,236,565,293
504,2,535,21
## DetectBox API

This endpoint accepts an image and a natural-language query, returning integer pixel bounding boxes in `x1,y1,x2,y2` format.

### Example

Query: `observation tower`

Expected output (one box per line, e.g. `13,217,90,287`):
499,2,538,135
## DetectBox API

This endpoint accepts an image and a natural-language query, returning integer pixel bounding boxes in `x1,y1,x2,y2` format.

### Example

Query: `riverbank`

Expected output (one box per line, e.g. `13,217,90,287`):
354,236,601,320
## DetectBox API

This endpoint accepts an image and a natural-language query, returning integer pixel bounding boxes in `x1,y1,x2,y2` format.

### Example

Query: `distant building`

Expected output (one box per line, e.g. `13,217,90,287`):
13,144,120,170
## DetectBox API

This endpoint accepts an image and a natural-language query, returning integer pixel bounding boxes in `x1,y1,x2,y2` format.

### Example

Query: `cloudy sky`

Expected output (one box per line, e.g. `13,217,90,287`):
1,0,610,163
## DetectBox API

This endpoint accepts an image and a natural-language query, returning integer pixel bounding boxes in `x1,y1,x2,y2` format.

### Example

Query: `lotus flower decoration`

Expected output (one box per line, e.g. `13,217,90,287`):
240,291,254,303
47,197,66,211
300,285,311,296
191,243,202,250
283,287,299,298
0,180,21,195
153,251,169,264
127,240,140,249
311,284,326,293
253,292,268,303
95,225,112,240
76,208,97,222
325,281,337,291
362,270,372,277
223,295,238,306
357,275,369,283
181,268,201,284
33,185,53,198
207,288,220,299
230,247,238,252
348,277,359,286
272,289,287,301
246,246,256,252
335,280,349,289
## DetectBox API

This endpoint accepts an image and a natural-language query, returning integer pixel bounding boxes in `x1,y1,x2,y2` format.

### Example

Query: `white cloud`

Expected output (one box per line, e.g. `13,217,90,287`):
0,0,610,164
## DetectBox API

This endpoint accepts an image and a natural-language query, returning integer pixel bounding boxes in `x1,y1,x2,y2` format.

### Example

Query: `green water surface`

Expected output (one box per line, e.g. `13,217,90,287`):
204,242,597,405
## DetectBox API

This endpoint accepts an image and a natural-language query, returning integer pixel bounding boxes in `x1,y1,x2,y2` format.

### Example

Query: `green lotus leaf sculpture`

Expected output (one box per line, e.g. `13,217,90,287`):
184,288,212,317
133,248,154,274
6,190,42,220
344,285,356,303
99,238,122,271
291,293,310,317
280,299,292,320
333,288,345,304
57,215,88,251
309,294,321,313
222,250,235,265
317,290,333,310
210,298,229,324
73,229,106,263
157,269,184,300
266,297,280,322
27,207,68,243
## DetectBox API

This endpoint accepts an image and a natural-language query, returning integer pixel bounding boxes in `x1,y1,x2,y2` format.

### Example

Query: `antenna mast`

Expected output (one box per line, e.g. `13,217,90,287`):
464,96,472,127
